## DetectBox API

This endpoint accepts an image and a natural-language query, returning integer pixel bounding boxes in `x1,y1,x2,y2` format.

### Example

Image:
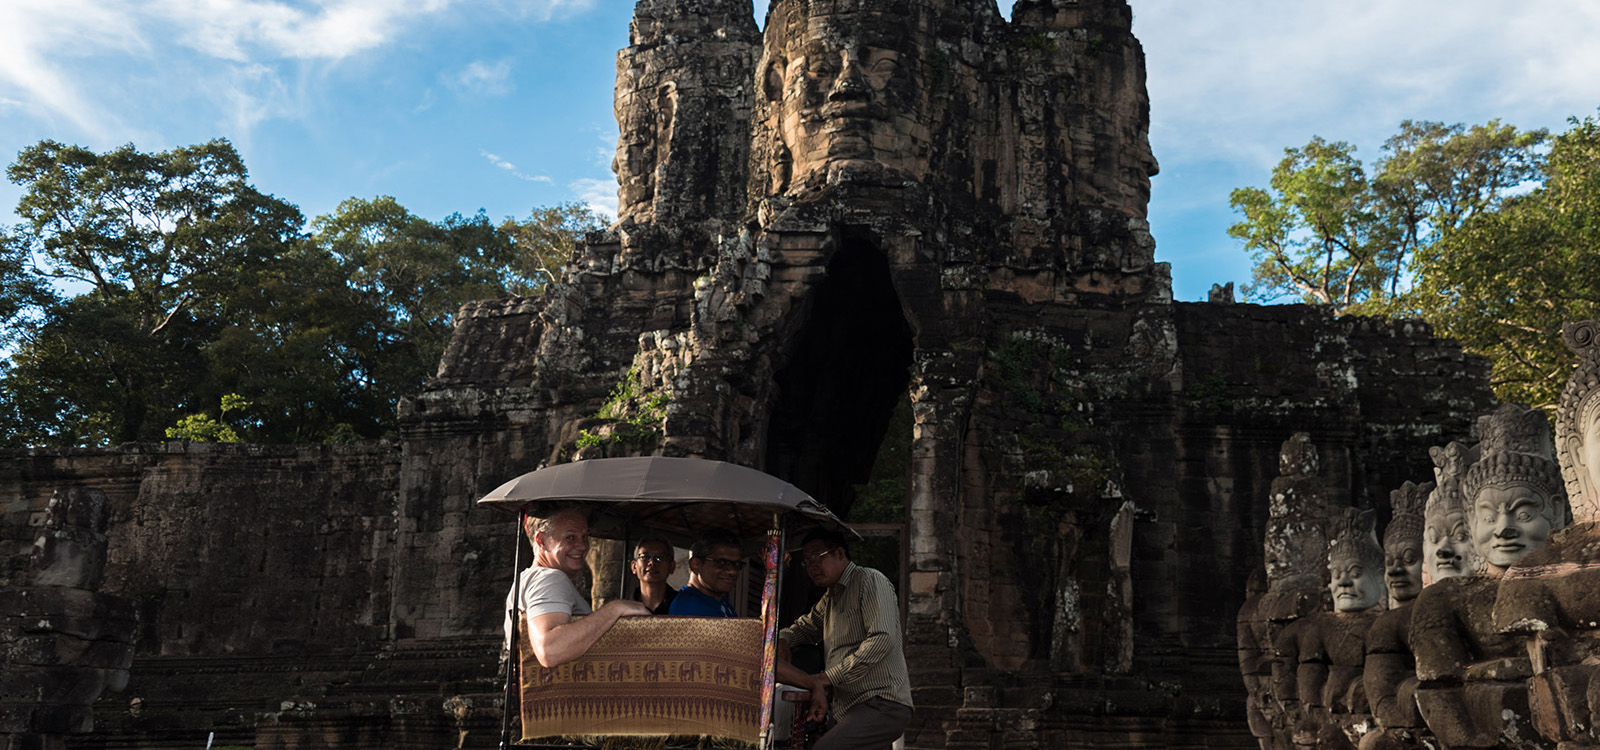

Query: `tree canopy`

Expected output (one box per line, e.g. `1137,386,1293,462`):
1230,116,1600,408
1230,120,1548,314
0,139,604,447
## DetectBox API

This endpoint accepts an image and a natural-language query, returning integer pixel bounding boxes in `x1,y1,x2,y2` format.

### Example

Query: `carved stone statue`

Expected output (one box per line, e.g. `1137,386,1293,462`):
1239,566,1279,750
1556,319,1600,521
1424,441,1481,584
1411,403,1566,749
1490,320,1600,747
1360,481,1432,750
1274,507,1384,750
755,0,934,195
1254,433,1341,750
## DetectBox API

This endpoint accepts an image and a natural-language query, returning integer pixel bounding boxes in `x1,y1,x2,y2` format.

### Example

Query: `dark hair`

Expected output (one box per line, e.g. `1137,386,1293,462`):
800,528,849,557
690,530,743,559
633,536,672,554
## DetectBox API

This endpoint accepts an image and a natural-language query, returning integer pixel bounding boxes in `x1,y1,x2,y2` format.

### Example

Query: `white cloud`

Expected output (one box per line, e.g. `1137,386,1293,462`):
0,0,144,139
151,0,458,62
1138,0,1600,171
413,88,437,113
570,177,618,219
481,149,552,183
449,59,514,97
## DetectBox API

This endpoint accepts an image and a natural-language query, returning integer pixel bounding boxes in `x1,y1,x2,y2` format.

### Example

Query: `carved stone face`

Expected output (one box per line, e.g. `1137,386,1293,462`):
1328,551,1383,612
1471,482,1554,569
1583,405,1600,503
764,15,929,191
1423,510,1473,581
1382,536,1423,604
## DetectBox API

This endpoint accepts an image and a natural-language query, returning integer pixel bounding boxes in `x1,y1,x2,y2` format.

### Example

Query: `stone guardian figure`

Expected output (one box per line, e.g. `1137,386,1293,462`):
1360,480,1432,750
1424,441,1481,584
1491,320,1600,747
1411,403,1567,750
1274,507,1385,750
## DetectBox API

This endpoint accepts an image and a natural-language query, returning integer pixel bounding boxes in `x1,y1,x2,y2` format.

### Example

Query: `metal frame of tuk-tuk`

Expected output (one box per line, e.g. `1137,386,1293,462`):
479,457,858,750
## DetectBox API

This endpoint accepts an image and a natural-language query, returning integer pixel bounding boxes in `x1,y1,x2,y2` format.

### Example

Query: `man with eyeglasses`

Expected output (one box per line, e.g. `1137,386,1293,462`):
669,530,746,617
668,529,833,724
628,536,678,615
777,529,912,750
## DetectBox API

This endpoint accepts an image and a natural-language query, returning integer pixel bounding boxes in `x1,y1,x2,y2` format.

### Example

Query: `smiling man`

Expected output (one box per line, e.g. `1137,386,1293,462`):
778,529,911,750
506,506,650,668
669,530,745,617
629,536,678,615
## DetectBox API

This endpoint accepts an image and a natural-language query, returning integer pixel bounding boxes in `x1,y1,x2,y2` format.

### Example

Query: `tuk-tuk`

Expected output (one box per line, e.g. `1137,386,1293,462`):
477,457,857,749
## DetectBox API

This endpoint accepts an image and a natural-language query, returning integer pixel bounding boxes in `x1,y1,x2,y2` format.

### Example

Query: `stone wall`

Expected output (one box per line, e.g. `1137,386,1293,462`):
0,0,1504,747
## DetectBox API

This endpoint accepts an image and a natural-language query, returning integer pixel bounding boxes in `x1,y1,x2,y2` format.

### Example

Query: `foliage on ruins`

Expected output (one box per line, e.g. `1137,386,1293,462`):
1417,116,1600,409
1231,120,1547,312
0,139,601,448
499,202,606,293
1232,116,1600,408
574,366,671,450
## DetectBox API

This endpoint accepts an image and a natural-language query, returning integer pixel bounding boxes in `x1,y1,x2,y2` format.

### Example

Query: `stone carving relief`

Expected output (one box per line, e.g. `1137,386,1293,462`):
1361,480,1432,750
1242,375,1600,750
1556,319,1600,522
756,0,934,195
1405,404,1565,749
1425,441,1481,584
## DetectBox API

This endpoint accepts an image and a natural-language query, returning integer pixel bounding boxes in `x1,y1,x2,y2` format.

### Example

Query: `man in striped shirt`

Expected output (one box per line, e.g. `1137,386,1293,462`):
779,529,913,750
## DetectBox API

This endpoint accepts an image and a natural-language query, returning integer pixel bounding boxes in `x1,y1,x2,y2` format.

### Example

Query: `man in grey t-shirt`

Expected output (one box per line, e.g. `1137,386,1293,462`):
505,507,649,667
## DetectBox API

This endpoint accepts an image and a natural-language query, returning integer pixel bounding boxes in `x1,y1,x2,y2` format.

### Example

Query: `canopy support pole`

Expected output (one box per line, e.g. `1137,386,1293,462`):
500,508,526,750
619,522,632,603
757,512,784,748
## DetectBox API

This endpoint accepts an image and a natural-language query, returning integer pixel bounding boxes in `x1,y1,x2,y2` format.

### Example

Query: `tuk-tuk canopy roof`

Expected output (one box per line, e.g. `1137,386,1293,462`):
476,457,859,544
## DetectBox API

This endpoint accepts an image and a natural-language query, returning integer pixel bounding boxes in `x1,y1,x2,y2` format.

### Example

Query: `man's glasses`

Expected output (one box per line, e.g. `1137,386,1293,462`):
634,554,669,564
699,557,747,571
798,548,835,567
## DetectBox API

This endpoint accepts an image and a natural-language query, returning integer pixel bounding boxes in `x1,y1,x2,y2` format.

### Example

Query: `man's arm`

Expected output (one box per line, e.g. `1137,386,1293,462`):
774,660,830,721
529,599,651,668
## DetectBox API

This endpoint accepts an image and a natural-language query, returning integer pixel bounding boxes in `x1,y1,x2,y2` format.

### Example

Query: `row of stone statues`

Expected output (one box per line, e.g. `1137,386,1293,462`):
1240,320,1600,750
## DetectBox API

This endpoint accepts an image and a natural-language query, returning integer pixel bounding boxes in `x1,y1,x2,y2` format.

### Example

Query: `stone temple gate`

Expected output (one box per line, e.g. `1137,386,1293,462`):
1,0,1496,747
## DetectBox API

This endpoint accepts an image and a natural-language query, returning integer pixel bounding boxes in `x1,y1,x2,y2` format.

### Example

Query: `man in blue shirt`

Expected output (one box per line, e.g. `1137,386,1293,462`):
668,530,744,617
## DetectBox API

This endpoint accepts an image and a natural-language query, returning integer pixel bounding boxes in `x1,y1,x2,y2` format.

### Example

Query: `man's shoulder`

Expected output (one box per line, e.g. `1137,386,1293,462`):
845,563,894,592
527,565,575,589
670,586,731,616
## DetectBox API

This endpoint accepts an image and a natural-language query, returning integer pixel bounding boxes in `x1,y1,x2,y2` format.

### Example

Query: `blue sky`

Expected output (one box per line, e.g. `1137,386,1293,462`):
3,0,1598,302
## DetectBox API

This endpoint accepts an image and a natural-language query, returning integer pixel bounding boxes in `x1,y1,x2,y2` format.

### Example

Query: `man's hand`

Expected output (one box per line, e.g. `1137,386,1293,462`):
600,599,652,617
806,673,831,723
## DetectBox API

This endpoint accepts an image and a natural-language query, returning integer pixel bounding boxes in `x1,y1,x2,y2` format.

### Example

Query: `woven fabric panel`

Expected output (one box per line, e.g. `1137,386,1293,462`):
519,614,764,742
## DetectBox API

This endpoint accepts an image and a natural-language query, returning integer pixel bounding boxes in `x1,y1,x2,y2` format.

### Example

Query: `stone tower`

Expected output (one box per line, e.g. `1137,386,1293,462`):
409,0,1490,745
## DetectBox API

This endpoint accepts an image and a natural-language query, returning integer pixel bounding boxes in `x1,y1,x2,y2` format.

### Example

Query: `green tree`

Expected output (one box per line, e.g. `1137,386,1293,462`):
499,202,606,294
0,139,607,447
0,139,303,444
1230,120,1547,314
1414,116,1600,408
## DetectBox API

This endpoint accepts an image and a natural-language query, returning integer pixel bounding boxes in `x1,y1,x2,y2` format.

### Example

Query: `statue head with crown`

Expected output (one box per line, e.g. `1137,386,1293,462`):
1328,507,1385,612
1384,481,1430,604
1462,403,1567,574
1424,441,1479,582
